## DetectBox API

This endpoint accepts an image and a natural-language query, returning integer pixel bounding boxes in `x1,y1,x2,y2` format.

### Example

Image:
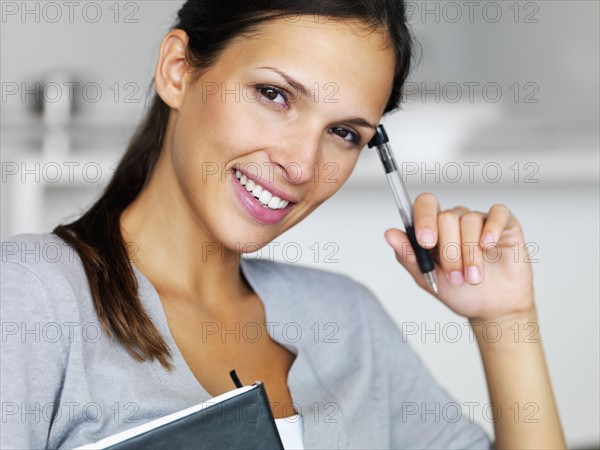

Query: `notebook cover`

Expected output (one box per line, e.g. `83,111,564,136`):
105,383,284,450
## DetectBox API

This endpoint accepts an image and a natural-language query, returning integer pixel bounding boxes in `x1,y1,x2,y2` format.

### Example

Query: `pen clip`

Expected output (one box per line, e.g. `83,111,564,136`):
367,124,389,148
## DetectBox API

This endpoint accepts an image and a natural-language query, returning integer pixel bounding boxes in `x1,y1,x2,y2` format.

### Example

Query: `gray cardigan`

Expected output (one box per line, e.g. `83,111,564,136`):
1,233,492,449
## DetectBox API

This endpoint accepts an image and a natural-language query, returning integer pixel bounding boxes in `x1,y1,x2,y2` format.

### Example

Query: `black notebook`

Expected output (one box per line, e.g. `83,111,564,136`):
76,381,284,450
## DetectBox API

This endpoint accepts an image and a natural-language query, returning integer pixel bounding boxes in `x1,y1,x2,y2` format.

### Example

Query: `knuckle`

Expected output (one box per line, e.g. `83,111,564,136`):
490,203,509,214
460,211,482,225
452,205,469,212
415,192,437,205
438,210,459,224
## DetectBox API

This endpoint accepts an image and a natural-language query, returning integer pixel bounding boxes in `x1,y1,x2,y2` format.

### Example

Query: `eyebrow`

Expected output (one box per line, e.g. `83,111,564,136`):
257,66,379,131
258,66,312,99
342,117,379,131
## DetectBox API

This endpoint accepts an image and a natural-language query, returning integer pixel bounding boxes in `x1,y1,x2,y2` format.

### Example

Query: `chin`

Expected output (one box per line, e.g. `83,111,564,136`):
212,223,280,255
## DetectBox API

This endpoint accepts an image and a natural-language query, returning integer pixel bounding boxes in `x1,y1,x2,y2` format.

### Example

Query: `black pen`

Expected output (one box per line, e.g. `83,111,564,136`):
368,124,438,294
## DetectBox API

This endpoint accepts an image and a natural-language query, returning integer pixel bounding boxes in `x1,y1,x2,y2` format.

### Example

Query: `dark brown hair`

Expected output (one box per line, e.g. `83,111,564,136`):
53,0,416,368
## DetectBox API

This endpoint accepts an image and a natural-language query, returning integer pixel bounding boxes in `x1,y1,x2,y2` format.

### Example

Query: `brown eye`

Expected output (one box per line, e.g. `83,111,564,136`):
330,126,359,145
332,127,350,138
263,88,278,101
257,86,287,106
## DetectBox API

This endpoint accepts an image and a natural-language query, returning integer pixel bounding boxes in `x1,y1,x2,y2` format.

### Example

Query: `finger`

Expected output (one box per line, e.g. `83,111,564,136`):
413,193,440,249
437,209,465,286
480,204,515,247
450,205,470,216
384,229,429,290
460,211,485,285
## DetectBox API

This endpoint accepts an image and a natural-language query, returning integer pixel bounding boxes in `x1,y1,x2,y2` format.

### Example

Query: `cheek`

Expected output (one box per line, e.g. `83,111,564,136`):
314,154,360,199
170,96,252,184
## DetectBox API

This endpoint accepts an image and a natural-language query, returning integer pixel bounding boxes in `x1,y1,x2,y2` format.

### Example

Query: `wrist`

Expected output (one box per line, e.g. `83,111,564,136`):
469,304,538,327
469,305,540,349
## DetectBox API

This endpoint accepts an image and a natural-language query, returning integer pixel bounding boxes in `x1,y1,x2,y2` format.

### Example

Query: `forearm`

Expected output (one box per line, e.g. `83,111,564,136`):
470,305,566,449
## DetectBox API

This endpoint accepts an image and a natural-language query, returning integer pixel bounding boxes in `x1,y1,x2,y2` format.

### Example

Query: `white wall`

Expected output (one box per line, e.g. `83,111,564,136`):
1,1,598,446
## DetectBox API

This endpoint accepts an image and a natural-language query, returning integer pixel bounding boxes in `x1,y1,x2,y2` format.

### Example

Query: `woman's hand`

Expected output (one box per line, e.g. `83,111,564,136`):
386,194,567,449
384,193,535,322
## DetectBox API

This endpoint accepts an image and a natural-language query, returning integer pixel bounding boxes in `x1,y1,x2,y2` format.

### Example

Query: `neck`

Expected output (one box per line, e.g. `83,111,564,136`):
119,147,252,311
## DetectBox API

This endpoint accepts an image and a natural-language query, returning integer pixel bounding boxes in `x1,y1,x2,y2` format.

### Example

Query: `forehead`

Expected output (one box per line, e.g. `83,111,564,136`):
197,15,396,116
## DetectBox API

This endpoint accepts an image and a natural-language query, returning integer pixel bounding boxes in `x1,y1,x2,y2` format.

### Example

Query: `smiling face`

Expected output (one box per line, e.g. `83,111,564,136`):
162,16,395,251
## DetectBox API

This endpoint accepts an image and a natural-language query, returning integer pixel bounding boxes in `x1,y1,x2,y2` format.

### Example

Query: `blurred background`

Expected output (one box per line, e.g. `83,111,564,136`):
1,1,598,447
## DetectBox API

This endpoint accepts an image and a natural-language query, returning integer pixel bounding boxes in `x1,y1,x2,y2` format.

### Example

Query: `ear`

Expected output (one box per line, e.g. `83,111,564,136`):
154,29,189,110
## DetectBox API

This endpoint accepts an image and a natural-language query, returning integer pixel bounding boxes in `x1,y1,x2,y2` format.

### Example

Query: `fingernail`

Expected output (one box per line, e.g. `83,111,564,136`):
481,233,495,247
467,266,482,283
418,229,436,247
449,271,464,285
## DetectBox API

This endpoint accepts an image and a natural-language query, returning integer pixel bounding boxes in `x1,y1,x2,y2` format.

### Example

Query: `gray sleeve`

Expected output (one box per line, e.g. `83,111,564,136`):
357,283,494,449
1,261,67,450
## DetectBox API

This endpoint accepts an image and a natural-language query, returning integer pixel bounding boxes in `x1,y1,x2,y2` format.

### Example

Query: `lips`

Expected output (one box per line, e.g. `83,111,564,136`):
231,170,295,225
236,170,290,210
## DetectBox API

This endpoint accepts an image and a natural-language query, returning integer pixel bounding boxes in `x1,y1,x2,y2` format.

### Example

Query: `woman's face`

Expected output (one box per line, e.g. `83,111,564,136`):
168,16,395,251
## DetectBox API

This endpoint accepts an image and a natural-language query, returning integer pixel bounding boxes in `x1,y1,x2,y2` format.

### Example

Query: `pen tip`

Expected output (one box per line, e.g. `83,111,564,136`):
424,271,438,295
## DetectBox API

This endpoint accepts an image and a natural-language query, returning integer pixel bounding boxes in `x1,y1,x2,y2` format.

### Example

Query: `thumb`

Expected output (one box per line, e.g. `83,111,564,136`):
384,228,427,285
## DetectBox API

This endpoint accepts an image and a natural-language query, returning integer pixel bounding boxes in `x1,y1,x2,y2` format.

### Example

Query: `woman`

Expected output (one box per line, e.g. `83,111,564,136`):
1,1,566,448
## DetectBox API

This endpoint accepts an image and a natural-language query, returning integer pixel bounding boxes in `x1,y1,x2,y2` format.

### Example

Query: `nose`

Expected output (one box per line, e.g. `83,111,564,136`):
270,126,323,185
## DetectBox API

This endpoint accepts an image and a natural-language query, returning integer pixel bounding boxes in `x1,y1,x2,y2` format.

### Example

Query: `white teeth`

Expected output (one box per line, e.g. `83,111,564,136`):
258,190,272,205
235,172,291,210
268,196,281,209
251,185,263,198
